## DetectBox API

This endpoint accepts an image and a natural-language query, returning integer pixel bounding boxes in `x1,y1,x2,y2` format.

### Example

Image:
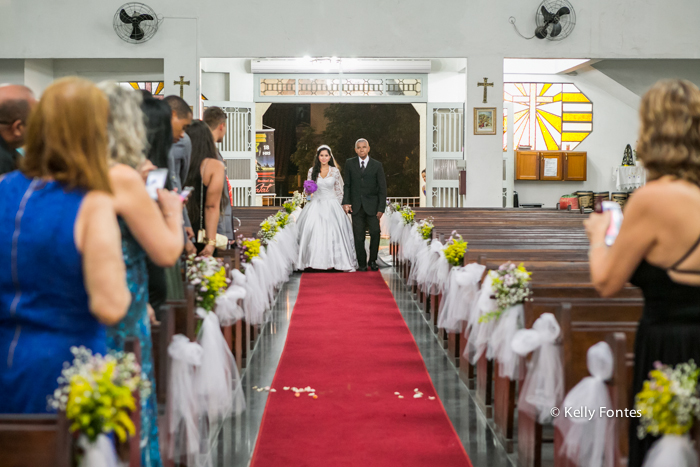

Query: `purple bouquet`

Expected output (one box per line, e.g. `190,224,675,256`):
303,180,318,194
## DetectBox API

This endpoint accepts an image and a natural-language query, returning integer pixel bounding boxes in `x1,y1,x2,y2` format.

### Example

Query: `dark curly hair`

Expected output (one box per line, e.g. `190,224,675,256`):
311,145,336,181
637,79,700,186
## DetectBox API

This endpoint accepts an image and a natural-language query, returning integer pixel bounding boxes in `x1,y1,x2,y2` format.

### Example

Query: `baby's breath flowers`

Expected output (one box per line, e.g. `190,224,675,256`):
418,217,434,240
479,262,532,323
400,206,415,225
258,216,280,245
237,236,261,264
48,346,150,443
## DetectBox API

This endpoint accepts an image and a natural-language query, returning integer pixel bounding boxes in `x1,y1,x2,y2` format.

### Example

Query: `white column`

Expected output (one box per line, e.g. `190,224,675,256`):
162,19,199,116
412,103,427,207
465,55,504,207
23,60,54,97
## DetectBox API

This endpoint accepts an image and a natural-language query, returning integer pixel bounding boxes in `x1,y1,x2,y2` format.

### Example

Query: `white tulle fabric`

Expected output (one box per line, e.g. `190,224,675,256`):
295,167,358,271
511,313,564,424
196,310,245,423
399,224,419,263
438,264,486,333
425,240,450,295
642,435,699,467
167,334,204,462
77,434,118,467
242,259,268,325
409,238,431,287
389,211,405,244
214,270,246,326
467,274,498,364
490,304,525,380
379,207,391,237
555,341,614,467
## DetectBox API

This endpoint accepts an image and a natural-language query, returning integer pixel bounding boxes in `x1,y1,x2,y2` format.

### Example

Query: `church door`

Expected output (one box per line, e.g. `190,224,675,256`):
427,103,465,207
204,102,256,206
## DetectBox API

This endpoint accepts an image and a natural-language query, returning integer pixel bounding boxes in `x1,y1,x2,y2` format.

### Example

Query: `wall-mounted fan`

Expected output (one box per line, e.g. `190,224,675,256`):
510,0,576,41
113,2,160,44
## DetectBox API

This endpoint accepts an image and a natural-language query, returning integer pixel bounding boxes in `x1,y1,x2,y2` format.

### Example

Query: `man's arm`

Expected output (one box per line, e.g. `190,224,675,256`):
376,162,387,215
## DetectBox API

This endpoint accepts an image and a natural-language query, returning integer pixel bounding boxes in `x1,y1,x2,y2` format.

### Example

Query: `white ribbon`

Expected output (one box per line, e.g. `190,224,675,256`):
438,264,485,333
167,334,204,461
77,434,118,467
408,238,430,287
214,270,246,326
555,341,614,467
643,435,699,467
490,304,524,380
389,211,405,244
425,240,450,295
511,313,564,424
467,274,498,364
196,310,245,424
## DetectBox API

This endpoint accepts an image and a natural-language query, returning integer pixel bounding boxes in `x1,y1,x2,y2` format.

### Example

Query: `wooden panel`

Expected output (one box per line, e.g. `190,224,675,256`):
515,151,540,180
539,152,563,181
564,151,587,181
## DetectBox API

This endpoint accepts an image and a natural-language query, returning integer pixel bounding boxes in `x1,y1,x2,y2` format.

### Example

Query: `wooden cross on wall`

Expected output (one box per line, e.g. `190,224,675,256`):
174,76,190,98
477,77,494,104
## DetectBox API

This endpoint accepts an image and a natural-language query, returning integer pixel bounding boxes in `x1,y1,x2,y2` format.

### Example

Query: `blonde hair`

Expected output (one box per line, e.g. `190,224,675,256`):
97,81,147,169
637,79,700,185
22,77,112,193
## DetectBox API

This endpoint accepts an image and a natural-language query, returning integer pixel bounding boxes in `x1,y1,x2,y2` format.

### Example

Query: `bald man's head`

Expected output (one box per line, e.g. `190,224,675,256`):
0,84,37,148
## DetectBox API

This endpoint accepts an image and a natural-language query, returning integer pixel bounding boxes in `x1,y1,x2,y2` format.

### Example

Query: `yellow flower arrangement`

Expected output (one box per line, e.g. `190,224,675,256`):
186,255,230,312
237,236,261,264
418,217,434,240
443,232,467,267
635,360,700,438
49,347,149,443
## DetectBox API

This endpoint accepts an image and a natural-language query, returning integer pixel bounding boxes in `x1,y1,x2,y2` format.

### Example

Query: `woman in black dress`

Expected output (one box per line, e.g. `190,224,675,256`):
585,79,700,467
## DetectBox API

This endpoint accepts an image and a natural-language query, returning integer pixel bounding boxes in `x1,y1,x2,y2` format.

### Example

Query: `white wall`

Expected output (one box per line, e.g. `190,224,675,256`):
0,60,26,85
428,59,466,102
200,59,253,102
52,58,164,82
507,67,641,208
2,1,699,60
201,72,229,101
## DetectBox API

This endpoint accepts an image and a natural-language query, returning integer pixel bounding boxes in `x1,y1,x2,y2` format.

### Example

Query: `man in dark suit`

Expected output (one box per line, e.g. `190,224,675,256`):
0,85,36,176
342,138,387,271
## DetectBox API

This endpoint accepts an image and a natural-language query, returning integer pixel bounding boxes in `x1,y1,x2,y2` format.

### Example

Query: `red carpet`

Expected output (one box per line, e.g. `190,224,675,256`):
251,271,472,467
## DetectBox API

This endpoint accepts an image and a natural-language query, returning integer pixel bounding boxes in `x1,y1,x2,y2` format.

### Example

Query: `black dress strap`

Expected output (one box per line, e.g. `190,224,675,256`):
669,232,700,274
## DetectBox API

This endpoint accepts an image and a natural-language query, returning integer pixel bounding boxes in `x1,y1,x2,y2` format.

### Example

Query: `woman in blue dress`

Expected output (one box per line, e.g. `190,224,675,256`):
99,82,185,467
0,78,130,413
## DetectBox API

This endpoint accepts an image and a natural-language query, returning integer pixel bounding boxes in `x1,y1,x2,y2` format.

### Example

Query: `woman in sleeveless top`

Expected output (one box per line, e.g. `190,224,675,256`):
0,78,130,413
184,120,228,257
585,79,700,467
100,82,185,467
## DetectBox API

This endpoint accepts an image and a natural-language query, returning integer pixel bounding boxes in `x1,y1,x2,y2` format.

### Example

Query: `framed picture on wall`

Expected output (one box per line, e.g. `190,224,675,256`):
474,107,497,135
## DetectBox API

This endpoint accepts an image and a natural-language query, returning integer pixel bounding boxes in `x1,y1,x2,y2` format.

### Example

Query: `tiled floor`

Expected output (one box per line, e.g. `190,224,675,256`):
210,265,515,467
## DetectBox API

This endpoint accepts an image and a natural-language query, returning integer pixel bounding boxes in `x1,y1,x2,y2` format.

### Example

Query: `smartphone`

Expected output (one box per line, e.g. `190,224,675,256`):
145,168,168,200
179,186,194,202
602,201,623,246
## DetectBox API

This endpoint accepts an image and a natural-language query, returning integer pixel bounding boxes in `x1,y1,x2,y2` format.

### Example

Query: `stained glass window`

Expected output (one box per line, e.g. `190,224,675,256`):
503,82,592,151
260,79,296,96
120,81,164,98
298,79,340,96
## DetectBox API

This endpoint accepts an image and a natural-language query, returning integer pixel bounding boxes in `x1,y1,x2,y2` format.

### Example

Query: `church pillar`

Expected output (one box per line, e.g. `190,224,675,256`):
411,103,427,207
465,55,504,207
256,103,272,130
162,18,199,116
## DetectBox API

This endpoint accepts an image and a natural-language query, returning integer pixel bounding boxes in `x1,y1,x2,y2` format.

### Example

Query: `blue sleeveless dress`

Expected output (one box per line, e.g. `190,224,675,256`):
107,219,163,467
0,172,106,413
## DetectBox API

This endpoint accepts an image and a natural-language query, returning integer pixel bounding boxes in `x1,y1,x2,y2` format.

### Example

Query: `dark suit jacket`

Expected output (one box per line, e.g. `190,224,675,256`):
342,157,387,216
0,135,19,176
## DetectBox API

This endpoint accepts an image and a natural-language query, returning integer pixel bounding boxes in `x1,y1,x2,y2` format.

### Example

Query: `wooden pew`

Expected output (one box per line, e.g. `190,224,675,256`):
152,304,175,405
518,300,643,467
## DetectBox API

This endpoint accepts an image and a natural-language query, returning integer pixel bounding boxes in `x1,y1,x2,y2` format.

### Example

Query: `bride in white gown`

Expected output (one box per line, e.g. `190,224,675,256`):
296,145,359,272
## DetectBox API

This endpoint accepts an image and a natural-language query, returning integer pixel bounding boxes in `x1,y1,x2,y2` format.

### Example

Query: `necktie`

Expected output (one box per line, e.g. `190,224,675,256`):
361,160,365,172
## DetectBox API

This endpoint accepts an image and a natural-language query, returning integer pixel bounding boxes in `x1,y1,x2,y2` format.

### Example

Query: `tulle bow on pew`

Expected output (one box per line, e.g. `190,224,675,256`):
555,341,615,467
424,240,450,295
490,303,524,380
196,309,246,424
467,273,498,364
214,269,247,326
167,335,204,463
643,435,698,467
438,263,485,333
408,237,431,287
77,434,119,467
511,313,564,424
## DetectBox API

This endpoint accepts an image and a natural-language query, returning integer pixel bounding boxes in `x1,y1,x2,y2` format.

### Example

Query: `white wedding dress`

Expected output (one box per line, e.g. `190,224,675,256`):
296,166,358,272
